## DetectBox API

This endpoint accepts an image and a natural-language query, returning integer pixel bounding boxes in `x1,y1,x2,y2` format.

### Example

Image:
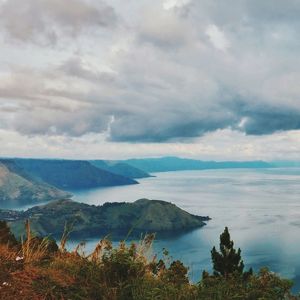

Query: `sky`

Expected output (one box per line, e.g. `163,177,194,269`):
0,0,300,161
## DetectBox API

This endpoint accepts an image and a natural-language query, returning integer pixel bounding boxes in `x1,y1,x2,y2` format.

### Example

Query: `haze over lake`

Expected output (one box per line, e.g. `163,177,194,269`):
72,168,300,291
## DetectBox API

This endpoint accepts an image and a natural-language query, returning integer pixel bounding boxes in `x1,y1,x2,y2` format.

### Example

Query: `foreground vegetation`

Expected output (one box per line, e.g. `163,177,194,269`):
0,221,298,299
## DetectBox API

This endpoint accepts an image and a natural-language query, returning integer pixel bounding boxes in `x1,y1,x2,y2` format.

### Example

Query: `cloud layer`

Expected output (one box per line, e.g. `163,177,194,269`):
0,0,117,44
0,0,300,159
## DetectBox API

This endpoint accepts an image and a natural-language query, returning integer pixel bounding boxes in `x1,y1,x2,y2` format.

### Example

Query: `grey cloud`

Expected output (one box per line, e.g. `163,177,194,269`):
185,0,300,26
0,0,117,44
1,0,300,144
236,104,300,135
0,66,113,137
242,0,300,23
137,8,191,49
109,115,235,142
59,57,116,83
12,107,111,137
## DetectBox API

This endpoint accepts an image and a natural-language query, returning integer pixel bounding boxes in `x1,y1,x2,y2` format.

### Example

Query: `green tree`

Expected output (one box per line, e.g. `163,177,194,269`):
0,220,18,247
163,260,189,285
211,227,251,278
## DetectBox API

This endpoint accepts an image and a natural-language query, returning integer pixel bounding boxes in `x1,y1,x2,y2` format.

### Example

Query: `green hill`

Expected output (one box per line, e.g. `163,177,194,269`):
5,199,210,238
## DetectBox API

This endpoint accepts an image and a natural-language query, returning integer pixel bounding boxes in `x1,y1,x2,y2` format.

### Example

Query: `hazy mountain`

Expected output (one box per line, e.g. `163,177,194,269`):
270,161,300,168
89,160,151,179
0,160,69,207
5,199,210,238
15,159,138,190
125,157,273,173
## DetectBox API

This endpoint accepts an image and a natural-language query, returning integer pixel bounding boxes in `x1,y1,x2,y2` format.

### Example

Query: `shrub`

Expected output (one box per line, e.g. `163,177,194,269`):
0,222,297,300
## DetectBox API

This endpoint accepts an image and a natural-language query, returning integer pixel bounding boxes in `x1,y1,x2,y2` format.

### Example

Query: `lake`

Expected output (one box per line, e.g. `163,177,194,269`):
69,168,300,291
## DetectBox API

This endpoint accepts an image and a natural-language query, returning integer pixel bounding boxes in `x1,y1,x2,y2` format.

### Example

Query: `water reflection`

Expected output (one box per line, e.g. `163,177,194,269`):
70,168,300,291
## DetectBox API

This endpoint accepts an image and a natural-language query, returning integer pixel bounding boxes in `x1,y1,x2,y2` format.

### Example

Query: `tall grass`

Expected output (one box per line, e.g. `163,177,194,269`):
59,221,74,252
20,220,51,263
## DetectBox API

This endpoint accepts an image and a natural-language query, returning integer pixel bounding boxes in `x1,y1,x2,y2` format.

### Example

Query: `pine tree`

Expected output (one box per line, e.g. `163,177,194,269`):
211,227,251,278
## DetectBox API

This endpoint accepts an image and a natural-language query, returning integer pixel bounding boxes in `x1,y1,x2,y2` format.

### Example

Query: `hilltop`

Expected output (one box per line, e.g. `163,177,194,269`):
4,199,210,239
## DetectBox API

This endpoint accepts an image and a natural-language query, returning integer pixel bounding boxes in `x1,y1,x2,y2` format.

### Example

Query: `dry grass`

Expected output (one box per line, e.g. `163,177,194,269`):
0,244,17,261
59,221,73,252
20,220,51,263
88,238,112,263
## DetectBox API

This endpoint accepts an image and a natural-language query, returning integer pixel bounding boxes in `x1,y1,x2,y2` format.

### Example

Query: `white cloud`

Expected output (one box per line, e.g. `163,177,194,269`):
205,24,230,51
163,0,191,10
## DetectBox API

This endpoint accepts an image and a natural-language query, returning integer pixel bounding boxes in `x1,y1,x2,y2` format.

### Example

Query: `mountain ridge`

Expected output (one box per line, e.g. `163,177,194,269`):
124,156,273,173
89,160,152,179
14,159,138,190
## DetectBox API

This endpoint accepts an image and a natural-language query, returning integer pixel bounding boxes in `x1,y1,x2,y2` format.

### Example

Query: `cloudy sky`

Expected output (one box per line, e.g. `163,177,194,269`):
0,0,300,160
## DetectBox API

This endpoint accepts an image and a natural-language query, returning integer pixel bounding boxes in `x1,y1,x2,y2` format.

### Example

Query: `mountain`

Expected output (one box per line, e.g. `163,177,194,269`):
270,161,300,168
0,160,69,207
125,157,273,173
14,159,138,190
89,160,152,179
5,199,210,238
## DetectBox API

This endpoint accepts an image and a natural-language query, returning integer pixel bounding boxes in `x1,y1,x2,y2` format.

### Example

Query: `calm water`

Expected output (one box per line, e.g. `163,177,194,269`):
69,168,300,290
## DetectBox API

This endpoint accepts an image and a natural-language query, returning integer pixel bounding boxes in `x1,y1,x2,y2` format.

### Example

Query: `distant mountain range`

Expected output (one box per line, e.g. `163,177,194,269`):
124,157,273,173
2,198,210,239
0,156,295,208
89,160,152,179
15,159,138,189
270,161,300,168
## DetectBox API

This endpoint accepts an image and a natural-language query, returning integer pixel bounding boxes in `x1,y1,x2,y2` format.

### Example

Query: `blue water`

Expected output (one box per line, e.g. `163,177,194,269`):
69,168,300,291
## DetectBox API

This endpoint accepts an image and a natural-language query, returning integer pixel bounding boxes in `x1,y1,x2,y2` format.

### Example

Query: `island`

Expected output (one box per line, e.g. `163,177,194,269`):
1,199,210,239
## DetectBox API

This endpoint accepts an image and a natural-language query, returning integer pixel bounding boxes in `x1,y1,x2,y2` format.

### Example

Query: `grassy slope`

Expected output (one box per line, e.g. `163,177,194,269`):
0,161,69,206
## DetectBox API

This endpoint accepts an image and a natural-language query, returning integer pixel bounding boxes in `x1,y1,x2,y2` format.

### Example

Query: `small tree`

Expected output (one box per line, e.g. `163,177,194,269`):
0,220,18,247
211,227,251,278
163,260,189,285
